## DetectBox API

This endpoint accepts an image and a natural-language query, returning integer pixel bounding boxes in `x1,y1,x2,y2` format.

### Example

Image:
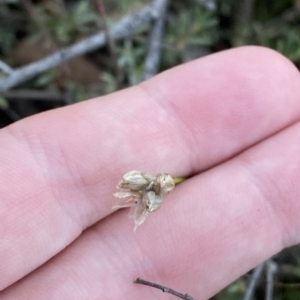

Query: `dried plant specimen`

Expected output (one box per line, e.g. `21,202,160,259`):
113,171,175,231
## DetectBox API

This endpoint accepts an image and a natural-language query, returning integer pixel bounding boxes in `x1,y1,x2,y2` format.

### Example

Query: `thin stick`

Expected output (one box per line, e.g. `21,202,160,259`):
19,0,44,27
231,0,255,46
265,260,277,300
134,278,197,300
143,0,169,80
243,263,265,300
95,0,123,88
2,90,64,101
19,0,37,20
275,282,300,288
0,0,163,92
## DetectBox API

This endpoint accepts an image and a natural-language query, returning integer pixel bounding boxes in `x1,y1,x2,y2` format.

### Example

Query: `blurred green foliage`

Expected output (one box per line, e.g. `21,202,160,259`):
1,0,300,95
46,2,99,43
213,279,246,300
0,25,17,55
27,1,100,44
163,3,218,64
118,39,146,85
255,0,293,22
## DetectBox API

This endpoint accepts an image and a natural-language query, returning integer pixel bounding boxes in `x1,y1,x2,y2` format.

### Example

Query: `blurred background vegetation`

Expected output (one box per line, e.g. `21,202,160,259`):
0,0,300,299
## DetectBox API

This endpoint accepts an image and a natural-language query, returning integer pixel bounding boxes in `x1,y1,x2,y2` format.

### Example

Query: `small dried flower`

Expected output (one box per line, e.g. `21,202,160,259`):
113,171,175,231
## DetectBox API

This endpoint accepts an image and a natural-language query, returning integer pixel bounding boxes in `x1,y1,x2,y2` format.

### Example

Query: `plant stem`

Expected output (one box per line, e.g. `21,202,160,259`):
95,0,123,88
243,263,265,300
173,177,187,185
134,278,197,300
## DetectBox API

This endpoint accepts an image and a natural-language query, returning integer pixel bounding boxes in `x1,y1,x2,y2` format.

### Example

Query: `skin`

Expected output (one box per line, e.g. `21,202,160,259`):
0,46,300,299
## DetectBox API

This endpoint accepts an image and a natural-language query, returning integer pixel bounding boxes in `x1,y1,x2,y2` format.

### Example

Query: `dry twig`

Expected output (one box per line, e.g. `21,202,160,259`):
2,90,66,102
243,263,265,300
232,0,255,46
143,0,169,80
265,260,277,300
0,0,163,92
95,0,123,88
134,278,198,300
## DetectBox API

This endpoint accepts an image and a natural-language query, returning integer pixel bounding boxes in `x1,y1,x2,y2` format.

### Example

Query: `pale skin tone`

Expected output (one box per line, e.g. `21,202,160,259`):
0,46,300,299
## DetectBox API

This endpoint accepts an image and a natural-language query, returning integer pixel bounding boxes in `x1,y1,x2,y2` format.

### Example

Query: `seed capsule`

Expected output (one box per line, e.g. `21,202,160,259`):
152,173,175,195
143,191,163,212
117,171,154,191
113,171,175,231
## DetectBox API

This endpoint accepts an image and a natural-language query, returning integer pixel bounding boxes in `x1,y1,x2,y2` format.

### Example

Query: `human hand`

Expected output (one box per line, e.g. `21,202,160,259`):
0,46,300,299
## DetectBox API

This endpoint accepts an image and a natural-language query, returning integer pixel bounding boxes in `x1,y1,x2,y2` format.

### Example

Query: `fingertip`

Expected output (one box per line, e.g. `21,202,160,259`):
141,45,300,101
139,46,300,171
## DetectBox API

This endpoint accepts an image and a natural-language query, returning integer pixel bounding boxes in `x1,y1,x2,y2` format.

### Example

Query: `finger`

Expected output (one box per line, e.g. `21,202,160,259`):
2,121,300,299
1,46,300,289
140,45,300,170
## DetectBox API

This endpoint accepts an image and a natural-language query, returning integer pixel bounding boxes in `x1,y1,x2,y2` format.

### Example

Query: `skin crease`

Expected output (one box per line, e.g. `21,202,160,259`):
0,46,300,299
